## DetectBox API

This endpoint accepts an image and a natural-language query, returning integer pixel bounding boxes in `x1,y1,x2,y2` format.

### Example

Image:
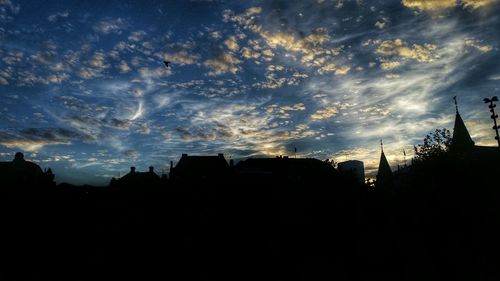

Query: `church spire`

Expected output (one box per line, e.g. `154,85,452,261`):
376,140,393,190
451,96,475,152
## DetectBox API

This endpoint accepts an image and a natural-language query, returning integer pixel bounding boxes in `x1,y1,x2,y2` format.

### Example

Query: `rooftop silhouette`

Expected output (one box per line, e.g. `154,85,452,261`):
1,101,500,280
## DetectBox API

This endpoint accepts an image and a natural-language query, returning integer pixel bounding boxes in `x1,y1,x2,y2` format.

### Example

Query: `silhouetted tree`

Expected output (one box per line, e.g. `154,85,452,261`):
413,128,451,161
324,158,336,168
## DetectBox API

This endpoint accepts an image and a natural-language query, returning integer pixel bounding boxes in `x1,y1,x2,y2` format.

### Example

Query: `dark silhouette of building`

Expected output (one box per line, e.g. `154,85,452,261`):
450,100,500,160
394,100,500,199
110,166,162,189
375,141,393,191
169,153,230,183
0,152,55,190
234,156,337,183
337,160,365,185
451,103,475,152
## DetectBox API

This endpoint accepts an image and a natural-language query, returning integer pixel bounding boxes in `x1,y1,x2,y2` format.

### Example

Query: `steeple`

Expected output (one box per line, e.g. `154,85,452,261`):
451,96,475,152
375,140,393,192
377,140,392,181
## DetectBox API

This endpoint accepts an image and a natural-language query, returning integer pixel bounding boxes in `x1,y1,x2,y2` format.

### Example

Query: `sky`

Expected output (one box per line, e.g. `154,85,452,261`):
1,0,499,185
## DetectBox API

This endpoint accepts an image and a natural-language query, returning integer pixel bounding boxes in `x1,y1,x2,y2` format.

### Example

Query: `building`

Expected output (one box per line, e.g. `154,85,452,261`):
375,141,393,191
449,100,500,168
169,153,231,183
0,152,55,190
110,166,162,189
450,103,475,152
234,156,337,182
338,160,365,185
390,98,500,193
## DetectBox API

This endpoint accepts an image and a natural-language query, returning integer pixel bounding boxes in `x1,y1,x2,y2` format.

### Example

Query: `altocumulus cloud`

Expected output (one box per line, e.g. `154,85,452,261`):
0,128,95,151
0,0,498,184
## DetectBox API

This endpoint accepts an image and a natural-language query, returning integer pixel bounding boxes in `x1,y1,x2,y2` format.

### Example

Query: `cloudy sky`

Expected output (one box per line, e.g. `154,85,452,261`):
1,0,499,185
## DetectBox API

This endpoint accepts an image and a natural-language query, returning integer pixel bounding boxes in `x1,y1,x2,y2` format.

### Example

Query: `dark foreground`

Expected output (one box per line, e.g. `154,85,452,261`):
2,173,500,281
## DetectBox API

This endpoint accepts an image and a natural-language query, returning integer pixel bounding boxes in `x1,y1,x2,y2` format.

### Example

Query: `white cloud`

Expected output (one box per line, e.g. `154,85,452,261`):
465,38,493,53
204,52,241,76
335,65,351,75
89,51,107,68
224,36,239,51
311,106,339,121
162,50,199,65
47,11,69,22
93,18,127,34
266,103,306,118
211,31,222,39
380,61,402,70
48,73,69,84
462,0,496,9
402,0,496,11
119,61,131,73
402,0,456,11
376,39,437,62
375,20,386,29
79,67,101,79
128,31,147,42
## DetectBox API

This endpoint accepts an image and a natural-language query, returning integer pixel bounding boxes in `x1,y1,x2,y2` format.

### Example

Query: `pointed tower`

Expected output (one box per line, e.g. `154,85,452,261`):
451,96,475,152
376,140,393,190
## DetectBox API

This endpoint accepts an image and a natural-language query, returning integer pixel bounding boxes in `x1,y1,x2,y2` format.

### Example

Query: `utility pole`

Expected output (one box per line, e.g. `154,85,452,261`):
483,96,500,148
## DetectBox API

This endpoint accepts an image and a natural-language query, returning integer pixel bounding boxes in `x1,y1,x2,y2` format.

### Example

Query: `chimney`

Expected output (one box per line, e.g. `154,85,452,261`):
229,159,234,167
149,166,154,173
284,156,289,159
218,153,224,158
182,153,188,158
130,166,136,173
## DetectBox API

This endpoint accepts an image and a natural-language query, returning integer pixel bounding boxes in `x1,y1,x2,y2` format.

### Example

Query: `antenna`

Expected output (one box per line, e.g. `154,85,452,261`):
484,96,500,148
453,96,459,113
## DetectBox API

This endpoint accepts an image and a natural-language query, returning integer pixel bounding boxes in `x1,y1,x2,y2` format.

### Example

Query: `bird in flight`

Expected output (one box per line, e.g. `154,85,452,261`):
163,60,171,68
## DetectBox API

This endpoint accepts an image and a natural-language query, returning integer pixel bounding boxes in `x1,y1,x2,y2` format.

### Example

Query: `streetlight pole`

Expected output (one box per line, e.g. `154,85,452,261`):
483,96,500,148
